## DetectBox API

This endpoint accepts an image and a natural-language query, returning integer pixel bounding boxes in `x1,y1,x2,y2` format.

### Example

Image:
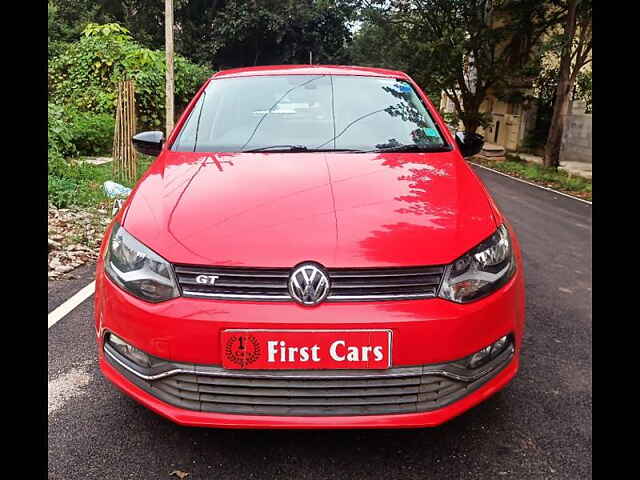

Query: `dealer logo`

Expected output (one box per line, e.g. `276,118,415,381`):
225,335,261,367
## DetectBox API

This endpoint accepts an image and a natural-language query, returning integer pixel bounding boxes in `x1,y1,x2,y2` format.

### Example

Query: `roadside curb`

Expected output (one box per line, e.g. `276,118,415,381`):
470,162,592,206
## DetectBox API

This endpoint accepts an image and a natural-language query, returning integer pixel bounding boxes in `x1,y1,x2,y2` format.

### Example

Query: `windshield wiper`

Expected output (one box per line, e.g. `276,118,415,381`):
243,146,367,153
369,143,453,153
305,148,367,153
243,145,309,153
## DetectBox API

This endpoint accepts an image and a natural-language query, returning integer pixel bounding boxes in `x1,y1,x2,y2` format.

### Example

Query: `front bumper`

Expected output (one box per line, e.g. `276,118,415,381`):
100,352,518,429
95,260,525,428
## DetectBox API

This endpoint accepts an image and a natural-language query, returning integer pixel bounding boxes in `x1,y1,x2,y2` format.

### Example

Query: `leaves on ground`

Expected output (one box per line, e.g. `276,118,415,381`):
48,204,110,279
170,470,190,479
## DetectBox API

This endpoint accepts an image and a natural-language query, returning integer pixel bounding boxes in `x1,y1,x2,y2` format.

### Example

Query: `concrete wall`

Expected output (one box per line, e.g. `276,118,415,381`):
560,103,592,164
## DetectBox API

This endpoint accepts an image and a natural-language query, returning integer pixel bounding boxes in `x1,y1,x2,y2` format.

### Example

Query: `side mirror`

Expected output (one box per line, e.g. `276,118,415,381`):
132,131,164,157
455,131,485,158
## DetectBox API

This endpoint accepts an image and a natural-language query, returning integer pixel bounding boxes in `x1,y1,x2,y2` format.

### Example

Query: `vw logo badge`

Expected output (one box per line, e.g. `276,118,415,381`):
288,263,330,306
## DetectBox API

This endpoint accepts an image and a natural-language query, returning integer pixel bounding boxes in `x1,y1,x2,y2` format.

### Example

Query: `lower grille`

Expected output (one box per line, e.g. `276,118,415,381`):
105,342,513,417
150,370,465,416
174,264,445,302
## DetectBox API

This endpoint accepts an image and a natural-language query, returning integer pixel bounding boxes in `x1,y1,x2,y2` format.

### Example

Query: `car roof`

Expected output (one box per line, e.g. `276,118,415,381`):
211,65,409,80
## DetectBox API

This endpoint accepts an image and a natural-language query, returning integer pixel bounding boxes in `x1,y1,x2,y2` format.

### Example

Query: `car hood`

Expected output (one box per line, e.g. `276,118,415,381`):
123,151,497,267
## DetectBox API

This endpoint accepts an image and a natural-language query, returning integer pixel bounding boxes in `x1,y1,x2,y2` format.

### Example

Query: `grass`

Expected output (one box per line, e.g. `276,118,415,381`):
471,154,592,201
48,155,154,209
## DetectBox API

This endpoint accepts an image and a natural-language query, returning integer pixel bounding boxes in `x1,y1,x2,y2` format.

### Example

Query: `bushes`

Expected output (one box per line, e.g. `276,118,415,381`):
48,22,210,208
48,23,210,130
48,102,115,208
48,103,114,158
48,153,153,209
48,156,99,209
68,112,114,156
48,175,84,209
48,103,76,158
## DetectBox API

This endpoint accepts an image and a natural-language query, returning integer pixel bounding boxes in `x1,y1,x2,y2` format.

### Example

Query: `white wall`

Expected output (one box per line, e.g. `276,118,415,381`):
560,103,592,164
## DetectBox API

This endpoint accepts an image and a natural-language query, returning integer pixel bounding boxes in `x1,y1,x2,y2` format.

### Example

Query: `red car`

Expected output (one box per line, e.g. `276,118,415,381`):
95,65,525,429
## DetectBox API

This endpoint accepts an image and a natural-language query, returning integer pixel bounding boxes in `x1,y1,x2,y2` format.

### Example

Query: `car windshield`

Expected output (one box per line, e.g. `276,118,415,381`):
171,74,447,153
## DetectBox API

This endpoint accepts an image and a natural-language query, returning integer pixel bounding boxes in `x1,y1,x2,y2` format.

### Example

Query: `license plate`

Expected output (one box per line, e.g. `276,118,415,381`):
221,329,392,370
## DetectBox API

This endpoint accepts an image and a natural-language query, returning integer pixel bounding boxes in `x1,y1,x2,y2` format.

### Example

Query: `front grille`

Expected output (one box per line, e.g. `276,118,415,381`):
175,265,445,302
104,341,513,417
150,369,465,416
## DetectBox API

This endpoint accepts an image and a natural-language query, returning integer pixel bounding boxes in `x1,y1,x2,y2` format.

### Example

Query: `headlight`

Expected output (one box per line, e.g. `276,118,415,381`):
104,222,179,302
439,224,516,303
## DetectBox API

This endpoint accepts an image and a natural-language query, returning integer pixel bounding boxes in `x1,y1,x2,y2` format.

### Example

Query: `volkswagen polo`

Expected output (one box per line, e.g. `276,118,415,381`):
95,65,525,429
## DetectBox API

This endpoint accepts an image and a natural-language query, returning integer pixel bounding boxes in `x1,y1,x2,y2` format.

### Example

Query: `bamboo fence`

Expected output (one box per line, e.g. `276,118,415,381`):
112,80,137,183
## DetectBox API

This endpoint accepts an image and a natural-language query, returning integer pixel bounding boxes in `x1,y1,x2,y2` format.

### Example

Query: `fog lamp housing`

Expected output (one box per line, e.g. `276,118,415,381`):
468,334,513,369
106,333,153,368
469,345,492,369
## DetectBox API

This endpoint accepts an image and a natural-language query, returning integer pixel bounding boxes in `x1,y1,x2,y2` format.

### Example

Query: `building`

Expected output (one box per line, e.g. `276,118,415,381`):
439,90,537,152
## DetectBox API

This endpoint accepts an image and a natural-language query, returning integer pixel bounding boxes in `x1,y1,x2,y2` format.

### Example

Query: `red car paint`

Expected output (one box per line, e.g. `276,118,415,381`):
96,65,525,428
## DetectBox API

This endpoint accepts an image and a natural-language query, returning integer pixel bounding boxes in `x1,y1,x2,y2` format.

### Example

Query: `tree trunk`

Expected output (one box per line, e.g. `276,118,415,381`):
543,0,578,168
462,118,481,134
458,87,488,134
544,81,571,168
459,104,483,134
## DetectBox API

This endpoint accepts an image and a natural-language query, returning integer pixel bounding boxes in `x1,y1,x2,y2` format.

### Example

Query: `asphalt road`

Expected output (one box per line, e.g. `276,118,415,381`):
48,166,592,479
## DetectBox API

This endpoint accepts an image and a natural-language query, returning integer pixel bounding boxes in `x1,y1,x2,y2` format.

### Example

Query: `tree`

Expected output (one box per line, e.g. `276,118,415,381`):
50,0,357,69
48,23,210,130
174,0,357,67
575,69,591,113
350,19,448,100
521,62,560,153
355,1,564,133
543,0,591,167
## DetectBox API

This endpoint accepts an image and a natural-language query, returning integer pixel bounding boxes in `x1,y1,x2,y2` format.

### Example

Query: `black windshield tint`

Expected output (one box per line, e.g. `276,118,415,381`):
171,75,446,153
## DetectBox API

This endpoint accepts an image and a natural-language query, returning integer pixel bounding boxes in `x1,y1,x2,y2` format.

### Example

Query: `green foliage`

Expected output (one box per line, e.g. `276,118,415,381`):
48,102,114,208
48,23,210,130
349,20,401,69
50,1,356,68
48,103,77,158
48,3,65,58
175,0,357,67
353,0,560,132
82,22,132,40
48,21,208,208
48,103,114,157
48,1,95,58
442,111,460,128
48,175,79,209
575,70,592,113
350,21,442,102
441,108,492,131
48,150,152,209
48,155,123,209
68,112,115,156
49,100,154,208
